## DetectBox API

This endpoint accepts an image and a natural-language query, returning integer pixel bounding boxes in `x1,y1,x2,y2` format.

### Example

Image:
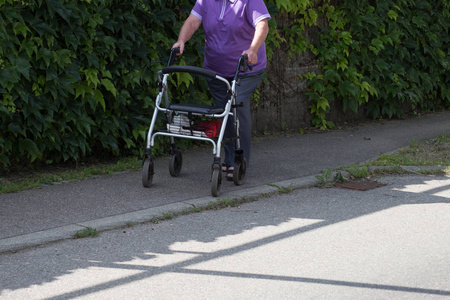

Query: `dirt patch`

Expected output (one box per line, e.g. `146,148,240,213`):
334,178,387,191
397,135,450,165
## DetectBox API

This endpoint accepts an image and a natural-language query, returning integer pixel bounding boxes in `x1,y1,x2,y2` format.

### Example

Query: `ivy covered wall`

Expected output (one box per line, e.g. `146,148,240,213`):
260,0,449,130
0,0,204,167
1,0,449,167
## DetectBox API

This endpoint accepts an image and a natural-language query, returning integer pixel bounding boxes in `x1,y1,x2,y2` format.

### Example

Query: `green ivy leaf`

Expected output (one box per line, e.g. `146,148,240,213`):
94,89,106,111
19,138,41,162
340,31,352,45
15,57,31,80
84,68,100,87
370,38,384,54
412,16,426,28
8,122,24,137
101,78,117,97
175,72,194,89
19,40,38,57
13,22,30,38
324,69,341,82
387,10,398,20
0,154,10,166
56,49,72,67
38,48,53,68
102,69,112,79
317,97,329,111
32,21,57,36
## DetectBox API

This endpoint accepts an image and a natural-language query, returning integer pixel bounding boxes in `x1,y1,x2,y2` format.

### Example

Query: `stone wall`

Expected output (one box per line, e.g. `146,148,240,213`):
251,11,366,133
251,48,318,133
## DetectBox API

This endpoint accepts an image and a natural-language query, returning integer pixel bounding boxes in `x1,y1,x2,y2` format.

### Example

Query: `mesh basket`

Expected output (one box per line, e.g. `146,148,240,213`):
167,118,222,138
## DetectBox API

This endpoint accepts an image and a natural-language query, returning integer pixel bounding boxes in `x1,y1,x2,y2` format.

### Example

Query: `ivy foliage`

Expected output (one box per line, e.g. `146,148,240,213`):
270,0,449,129
1,0,448,167
0,0,203,167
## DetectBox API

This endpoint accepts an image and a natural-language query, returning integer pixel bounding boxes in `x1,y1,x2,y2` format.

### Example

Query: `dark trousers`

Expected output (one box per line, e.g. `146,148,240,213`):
206,69,265,167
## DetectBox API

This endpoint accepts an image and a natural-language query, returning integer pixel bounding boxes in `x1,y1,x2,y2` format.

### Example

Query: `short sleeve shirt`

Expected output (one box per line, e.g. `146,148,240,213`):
191,0,271,77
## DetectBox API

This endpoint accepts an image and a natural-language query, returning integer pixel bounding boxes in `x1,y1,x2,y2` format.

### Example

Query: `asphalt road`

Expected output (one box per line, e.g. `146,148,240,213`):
1,175,449,299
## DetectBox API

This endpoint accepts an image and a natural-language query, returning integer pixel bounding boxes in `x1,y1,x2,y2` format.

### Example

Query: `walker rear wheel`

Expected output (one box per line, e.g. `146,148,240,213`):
211,165,221,197
142,157,154,187
233,158,247,186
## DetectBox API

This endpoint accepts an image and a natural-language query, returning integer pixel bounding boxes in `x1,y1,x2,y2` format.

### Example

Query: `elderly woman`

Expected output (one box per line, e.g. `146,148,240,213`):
172,0,270,180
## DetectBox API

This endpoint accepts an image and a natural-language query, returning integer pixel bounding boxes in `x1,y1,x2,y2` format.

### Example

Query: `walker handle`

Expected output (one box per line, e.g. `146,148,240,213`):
168,47,181,67
233,54,253,80
241,54,253,72
162,65,217,79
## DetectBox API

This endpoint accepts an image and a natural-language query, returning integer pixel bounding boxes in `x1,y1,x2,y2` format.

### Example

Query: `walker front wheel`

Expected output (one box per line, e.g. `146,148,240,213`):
169,151,182,177
142,157,154,187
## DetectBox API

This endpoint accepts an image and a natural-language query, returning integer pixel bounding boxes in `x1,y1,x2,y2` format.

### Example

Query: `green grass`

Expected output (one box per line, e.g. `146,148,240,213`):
0,156,142,194
73,227,99,239
267,183,294,193
339,133,450,178
372,133,450,167
315,133,450,186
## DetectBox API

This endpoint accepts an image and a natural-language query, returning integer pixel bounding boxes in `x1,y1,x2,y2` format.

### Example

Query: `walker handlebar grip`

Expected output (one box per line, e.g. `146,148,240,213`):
233,54,252,80
168,47,181,66
162,65,217,79
241,54,253,72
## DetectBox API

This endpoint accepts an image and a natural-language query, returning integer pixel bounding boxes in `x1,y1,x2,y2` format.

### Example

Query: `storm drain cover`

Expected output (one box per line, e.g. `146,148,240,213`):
334,179,386,191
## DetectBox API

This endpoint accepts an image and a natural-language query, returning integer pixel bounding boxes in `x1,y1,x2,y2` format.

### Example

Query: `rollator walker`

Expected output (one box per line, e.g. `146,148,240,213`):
142,48,250,197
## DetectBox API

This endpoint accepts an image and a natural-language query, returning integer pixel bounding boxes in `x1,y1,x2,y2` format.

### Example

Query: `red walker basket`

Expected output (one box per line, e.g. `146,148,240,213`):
192,120,222,138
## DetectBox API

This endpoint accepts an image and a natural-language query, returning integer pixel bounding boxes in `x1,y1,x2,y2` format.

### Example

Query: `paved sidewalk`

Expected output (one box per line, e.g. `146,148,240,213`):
1,111,449,253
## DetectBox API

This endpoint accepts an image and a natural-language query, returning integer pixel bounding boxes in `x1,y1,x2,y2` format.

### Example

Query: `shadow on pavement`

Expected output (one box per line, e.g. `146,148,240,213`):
1,175,449,298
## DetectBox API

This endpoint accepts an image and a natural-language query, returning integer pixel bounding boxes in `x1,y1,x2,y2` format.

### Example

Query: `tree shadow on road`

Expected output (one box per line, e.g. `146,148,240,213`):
1,175,450,298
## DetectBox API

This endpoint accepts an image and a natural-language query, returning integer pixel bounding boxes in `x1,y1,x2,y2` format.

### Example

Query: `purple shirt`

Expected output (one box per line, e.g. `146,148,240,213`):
191,0,271,77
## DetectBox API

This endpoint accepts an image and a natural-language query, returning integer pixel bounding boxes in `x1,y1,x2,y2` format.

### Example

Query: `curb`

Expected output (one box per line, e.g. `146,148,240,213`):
2,164,447,254
0,175,319,254
3,165,447,254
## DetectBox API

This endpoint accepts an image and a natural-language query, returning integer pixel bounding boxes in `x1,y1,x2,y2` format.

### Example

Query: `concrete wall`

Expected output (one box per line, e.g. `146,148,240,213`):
251,11,366,133
251,52,318,133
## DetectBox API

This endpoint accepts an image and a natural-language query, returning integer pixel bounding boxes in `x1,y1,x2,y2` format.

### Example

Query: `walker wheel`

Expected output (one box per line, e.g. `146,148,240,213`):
169,151,182,177
211,165,222,197
233,158,247,186
142,157,154,187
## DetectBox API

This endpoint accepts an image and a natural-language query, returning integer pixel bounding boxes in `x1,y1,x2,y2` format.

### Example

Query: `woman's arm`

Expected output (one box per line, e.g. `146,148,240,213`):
172,14,202,54
242,19,269,64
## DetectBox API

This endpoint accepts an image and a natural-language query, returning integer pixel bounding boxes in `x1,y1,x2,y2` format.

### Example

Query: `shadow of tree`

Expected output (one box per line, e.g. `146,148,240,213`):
1,175,449,298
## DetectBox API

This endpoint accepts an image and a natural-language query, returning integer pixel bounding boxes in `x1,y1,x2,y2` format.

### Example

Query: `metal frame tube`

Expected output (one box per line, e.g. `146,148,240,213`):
151,132,218,154
230,79,241,150
145,72,234,158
